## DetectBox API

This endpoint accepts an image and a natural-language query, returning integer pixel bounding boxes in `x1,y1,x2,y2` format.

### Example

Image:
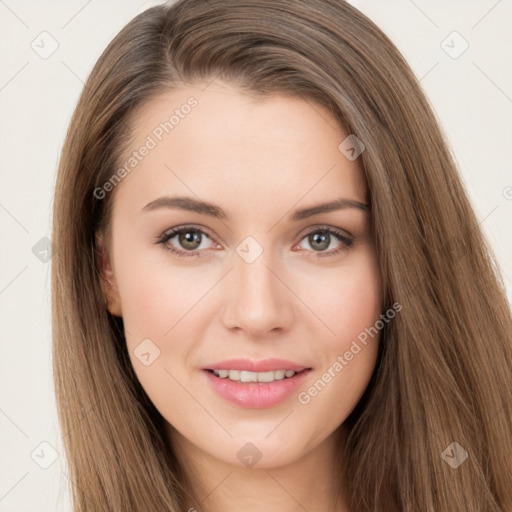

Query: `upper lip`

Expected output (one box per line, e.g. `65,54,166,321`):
203,358,312,373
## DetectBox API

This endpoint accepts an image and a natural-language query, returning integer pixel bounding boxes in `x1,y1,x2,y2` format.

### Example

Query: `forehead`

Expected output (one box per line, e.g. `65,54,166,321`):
112,80,368,218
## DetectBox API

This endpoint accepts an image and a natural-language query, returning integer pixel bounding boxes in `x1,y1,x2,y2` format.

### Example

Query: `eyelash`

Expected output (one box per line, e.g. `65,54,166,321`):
155,224,354,259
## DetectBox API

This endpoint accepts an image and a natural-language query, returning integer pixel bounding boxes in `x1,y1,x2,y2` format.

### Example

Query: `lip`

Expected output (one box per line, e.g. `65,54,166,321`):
202,367,313,409
202,358,311,373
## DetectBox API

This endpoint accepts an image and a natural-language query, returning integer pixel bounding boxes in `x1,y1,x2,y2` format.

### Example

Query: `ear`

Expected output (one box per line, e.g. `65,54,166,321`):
95,233,122,317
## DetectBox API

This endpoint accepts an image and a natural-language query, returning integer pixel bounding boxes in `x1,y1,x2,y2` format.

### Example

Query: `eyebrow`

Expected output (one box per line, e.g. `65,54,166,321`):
141,195,370,221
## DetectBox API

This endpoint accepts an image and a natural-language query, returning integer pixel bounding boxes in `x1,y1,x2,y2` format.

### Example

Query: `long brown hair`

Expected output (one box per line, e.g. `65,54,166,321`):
52,0,512,510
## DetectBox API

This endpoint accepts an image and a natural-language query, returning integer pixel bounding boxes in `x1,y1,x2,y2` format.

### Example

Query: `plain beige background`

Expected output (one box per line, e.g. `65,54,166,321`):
0,1,511,510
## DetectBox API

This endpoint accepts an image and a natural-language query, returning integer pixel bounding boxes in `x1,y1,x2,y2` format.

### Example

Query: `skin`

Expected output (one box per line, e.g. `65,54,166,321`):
98,79,383,512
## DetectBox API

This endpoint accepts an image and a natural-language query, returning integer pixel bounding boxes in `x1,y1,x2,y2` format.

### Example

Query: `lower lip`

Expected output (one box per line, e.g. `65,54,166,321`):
202,369,312,409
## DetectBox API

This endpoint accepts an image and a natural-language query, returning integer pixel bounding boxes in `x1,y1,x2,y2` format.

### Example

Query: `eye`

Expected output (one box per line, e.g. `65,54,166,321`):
156,224,354,259
294,226,354,258
156,225,218,258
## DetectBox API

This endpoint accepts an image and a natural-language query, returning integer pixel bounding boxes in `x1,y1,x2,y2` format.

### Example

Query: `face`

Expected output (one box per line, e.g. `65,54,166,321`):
97,80,383,469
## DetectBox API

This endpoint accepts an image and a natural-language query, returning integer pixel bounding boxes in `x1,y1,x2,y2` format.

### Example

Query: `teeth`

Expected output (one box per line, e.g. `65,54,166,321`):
228,369,240,381
212,369,298,382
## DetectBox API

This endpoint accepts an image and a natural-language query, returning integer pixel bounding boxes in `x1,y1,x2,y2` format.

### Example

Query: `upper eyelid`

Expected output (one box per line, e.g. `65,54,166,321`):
159,224,216,242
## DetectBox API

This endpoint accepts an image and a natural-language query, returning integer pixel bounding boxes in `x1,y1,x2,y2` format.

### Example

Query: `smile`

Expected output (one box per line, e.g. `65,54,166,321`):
203,368,312,408
210,369,298,382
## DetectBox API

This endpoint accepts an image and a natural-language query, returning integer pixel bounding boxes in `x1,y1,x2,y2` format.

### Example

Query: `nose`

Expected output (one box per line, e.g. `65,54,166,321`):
221,248,295,338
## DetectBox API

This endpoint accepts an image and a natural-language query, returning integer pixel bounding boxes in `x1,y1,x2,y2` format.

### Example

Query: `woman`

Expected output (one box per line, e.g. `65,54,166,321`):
51,0,512,510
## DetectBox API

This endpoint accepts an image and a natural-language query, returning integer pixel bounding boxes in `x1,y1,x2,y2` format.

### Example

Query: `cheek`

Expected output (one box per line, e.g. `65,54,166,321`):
313,254,382,351
118,269,175,339
303,254,381,371
116,254,194,412
296,255,382,427
337,277,381,344
114,244,205,339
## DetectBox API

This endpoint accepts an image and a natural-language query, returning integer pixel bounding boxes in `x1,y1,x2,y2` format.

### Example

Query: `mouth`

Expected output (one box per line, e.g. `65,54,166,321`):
202,367,313,409
204,367,312,384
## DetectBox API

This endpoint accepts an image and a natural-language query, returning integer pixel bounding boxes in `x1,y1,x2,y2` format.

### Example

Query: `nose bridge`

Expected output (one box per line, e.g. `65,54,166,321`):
237,248,275,295
222,241,293,335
